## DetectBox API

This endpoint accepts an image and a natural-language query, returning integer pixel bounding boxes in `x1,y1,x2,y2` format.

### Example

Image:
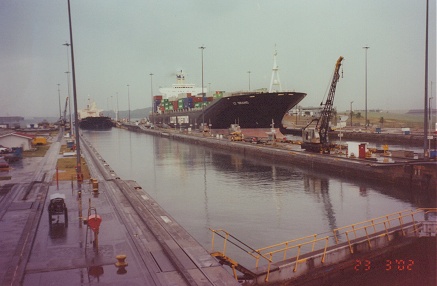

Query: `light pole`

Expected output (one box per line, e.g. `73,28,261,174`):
67,0,82,179
63,42,73,135
127,84,131,122
424,0,429,156
429,96,433,155
57,84,61,122
65,71,72,135
150,73,154,123
350,101,354,127
116,92,119,122
110,95,113,119
247,71,251,91
363,46,369,129
199,46,206,126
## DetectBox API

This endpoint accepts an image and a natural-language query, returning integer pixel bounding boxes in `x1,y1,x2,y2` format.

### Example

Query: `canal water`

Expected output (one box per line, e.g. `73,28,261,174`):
83,128,432,265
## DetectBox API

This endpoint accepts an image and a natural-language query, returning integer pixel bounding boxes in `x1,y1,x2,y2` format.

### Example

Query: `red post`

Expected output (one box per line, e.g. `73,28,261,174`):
56,167,59,189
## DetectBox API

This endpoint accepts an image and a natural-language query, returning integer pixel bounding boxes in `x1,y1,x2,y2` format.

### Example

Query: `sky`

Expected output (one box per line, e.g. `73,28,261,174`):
0,0,436,117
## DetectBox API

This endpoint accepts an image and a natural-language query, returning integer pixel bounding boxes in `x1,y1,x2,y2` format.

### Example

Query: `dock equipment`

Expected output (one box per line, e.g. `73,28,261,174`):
210,208,436,284
302,56,344,153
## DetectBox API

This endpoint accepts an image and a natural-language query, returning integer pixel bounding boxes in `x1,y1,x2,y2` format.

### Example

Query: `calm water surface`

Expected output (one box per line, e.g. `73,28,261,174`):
83,128,429,256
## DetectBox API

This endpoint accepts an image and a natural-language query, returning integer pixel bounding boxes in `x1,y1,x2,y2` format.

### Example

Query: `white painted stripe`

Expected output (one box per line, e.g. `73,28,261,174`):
160,216,171,223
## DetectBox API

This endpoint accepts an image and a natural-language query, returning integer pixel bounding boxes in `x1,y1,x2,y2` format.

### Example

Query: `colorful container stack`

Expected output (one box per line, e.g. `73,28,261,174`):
154,94,216,113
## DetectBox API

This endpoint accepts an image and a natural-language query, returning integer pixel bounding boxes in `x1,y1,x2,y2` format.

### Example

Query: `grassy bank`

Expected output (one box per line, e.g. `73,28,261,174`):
55,144,91,181
55,157,91,181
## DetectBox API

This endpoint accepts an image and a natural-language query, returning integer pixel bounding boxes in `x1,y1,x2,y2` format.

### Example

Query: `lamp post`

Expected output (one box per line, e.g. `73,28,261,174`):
67,0,82,179
247,71,251,91
63,42,73,135
65,71,72,135
199,46,206,126
57,84,61,122
150,73,154,124
350,101,354,127
423,0,429,157
116,92,119,122
127,84,131,122
429,96,433,155
110,95,113,119
363,46,369,129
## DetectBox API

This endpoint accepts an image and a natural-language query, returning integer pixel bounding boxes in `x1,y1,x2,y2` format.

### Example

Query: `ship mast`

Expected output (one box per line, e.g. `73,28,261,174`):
269,47,282,92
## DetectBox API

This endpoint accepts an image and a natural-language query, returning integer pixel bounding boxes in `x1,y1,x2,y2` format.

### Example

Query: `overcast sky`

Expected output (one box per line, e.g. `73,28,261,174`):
0,0,436,117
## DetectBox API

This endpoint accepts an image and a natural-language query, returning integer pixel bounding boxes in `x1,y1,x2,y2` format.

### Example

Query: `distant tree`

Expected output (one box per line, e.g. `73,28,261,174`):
379,117,384,128
355,112,362,119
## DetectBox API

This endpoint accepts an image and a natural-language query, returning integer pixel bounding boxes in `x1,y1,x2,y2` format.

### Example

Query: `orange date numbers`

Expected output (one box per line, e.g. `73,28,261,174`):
385,259,414,271
354,259,415,271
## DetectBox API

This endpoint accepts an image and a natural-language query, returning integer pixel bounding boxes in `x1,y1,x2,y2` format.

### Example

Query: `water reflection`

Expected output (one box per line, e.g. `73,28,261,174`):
303,177,337,231
82,128,430,250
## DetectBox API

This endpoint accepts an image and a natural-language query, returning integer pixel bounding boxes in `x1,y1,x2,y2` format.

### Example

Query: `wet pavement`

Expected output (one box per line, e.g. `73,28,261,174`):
22,180,151,286
0,132,237,286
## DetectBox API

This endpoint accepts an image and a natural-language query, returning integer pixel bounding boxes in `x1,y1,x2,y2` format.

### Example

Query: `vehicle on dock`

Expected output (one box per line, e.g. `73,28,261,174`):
0,157,9,170
48,193,68,227
3,147,23,163
0,145,11,154
229,131,243,141
301,56,343,154
31,136,47,145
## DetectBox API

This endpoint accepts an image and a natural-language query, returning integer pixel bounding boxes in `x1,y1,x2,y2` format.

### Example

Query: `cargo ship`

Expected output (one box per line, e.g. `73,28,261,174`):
149,51,306,137
78,99,113,130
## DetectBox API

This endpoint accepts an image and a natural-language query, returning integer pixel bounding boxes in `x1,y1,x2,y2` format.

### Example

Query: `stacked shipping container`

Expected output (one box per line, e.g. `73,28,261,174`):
153,92,223,113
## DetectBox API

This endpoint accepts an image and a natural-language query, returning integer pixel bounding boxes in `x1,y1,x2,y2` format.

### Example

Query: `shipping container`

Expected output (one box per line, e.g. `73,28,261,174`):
172,101,178,110
193,96,203,103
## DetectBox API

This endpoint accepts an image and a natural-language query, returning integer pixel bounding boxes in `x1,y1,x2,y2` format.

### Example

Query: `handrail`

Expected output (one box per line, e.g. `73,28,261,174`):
210,228,272,263
332,209,424,244
210,208,432,282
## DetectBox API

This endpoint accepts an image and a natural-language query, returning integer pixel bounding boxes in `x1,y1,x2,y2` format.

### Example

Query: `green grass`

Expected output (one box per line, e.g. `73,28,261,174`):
23,144,51,157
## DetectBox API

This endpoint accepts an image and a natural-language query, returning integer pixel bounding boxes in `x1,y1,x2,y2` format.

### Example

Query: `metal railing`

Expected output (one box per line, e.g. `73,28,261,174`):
332,209,426,253
255,234,330,274
210,208,435,282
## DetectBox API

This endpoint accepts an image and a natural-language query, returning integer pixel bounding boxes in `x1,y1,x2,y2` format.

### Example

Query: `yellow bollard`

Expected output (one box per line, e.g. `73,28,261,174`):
115,254,128,267
115,254,128,275
90,178,99,193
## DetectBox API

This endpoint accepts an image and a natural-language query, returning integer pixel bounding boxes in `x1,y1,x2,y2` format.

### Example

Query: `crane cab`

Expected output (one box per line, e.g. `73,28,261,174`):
302,128,320,144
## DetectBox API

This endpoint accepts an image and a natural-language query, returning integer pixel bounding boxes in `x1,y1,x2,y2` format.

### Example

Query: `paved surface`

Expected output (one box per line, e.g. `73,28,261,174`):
0,131,238,286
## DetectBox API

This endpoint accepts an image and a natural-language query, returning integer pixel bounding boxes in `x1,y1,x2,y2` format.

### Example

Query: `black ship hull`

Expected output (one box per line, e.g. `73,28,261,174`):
79,117,113,130
150,92,306,131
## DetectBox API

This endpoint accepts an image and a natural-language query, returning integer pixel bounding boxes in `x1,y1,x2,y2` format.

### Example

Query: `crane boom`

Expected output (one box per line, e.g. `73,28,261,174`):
317,56,344,145
301,56,344,153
